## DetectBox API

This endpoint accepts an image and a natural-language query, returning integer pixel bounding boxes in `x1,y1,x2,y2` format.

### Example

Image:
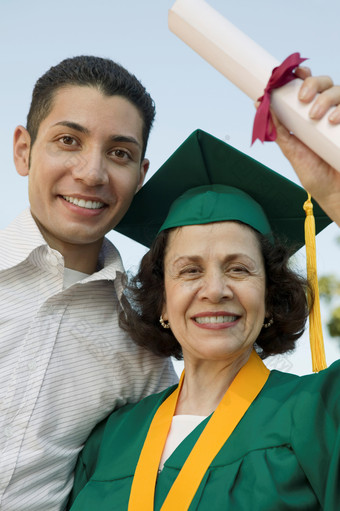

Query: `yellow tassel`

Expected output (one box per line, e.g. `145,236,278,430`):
303,193,327,372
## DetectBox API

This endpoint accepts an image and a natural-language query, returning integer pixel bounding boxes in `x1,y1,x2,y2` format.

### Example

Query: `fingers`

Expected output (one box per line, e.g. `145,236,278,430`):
328,103,340,124
309,85,340,121
270,111,295,154
294,66,312,80
298,75,334,103
296,72,340,123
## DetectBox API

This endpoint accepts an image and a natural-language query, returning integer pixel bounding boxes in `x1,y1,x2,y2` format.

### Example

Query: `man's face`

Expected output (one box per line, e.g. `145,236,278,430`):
14,85,148,259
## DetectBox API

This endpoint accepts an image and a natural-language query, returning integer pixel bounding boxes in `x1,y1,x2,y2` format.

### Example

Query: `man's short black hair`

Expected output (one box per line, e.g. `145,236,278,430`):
26,55,156,159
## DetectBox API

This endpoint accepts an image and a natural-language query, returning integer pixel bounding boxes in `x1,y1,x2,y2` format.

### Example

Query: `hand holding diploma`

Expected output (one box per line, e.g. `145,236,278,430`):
168,0,340,173
274,69,340,226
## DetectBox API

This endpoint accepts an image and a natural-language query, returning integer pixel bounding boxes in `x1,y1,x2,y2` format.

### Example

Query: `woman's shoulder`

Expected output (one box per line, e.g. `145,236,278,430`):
106,383,178,426
269,357,340,387
81,384,178,462
267,358,340,416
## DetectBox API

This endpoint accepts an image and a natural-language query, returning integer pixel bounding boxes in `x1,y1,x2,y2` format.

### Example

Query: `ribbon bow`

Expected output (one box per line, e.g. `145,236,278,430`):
252,52,307,144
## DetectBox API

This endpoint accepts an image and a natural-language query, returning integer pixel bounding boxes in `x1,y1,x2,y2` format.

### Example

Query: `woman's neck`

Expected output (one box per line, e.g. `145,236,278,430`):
175,349,253,416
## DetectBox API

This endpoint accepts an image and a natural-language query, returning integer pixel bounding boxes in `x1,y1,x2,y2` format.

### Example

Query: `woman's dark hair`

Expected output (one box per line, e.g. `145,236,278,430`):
120,225,312,360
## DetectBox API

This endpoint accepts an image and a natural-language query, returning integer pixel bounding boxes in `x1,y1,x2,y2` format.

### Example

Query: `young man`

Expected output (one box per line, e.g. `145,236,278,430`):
0,56,177,511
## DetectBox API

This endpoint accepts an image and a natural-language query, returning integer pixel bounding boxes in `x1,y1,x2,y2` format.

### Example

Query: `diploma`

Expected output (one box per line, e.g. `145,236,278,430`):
168,0,340,173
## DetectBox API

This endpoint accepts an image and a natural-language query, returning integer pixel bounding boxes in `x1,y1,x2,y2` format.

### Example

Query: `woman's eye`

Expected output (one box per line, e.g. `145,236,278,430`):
180,266,201,276
229,266,249,275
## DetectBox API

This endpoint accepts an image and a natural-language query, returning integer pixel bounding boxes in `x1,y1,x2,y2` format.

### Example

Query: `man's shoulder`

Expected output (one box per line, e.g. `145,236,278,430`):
1,209,42,242
0,209,47,270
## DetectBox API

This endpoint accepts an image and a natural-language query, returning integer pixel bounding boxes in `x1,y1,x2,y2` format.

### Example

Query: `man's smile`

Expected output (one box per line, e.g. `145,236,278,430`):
62,195,106,210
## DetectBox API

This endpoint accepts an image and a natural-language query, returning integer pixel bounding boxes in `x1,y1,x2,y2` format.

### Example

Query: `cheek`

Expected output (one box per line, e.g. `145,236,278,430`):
165,281,199,317
111,174,140,202
28,172,43,199
28,166,57,198
247,286,266,317
29,154,64,185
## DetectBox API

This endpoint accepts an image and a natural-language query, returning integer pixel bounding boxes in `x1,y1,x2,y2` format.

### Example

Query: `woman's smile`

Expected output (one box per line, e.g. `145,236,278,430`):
192,312,239,328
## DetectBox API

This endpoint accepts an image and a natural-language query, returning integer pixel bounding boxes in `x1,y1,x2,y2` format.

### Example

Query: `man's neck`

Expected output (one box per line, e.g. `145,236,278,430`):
30,212,104,274
43,233,103,274
61,243,102,274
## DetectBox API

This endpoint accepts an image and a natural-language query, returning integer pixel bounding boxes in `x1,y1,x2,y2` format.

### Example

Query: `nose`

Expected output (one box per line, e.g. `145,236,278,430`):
197,271,233,303
68,149,109,186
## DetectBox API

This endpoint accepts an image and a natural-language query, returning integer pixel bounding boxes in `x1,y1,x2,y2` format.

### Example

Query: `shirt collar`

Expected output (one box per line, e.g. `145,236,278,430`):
82,237,126,297
0,209,125,291
0,208,47,271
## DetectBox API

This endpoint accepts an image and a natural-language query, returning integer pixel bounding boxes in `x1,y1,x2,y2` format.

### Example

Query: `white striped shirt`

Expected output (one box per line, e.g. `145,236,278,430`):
0,209,177,511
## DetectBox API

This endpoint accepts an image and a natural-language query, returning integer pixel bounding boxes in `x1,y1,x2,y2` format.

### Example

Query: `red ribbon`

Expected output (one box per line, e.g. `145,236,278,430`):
252,52,307,144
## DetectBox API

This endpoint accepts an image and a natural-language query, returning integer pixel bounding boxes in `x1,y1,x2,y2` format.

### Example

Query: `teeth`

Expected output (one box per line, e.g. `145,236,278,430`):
195,316,237,324
63,196,105,209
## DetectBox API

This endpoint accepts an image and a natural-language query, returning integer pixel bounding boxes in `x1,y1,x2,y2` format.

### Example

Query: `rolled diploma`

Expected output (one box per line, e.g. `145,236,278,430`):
169,0,340,173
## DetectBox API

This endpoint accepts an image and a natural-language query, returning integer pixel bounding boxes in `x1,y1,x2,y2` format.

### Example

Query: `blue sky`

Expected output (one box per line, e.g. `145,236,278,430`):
1,0,339,374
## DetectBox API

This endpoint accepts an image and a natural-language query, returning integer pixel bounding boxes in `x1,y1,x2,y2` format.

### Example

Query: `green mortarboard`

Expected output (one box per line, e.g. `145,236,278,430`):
116,129,331,249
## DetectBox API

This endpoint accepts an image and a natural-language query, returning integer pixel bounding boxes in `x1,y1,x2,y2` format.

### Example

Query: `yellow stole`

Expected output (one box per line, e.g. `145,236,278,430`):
128,350,270,510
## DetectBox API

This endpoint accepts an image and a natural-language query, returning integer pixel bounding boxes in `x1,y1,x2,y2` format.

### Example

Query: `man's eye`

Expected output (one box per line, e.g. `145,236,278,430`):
111,149,130,159
59,136,77,146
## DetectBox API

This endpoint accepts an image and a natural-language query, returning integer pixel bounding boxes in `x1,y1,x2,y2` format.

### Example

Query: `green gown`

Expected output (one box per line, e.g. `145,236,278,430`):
68,360,340,510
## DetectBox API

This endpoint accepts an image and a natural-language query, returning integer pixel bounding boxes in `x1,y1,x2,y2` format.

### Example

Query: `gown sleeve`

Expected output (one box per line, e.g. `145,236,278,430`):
67,417,108,509
291,359,340,510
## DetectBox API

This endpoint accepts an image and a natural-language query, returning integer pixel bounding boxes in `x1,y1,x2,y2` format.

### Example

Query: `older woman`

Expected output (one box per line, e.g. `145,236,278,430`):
68,127,339,511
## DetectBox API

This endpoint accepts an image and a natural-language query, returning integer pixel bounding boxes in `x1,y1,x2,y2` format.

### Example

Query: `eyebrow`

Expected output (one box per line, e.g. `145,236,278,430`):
171,253,258,267
53,121,89,134
172,255,201,265
52,121,141,148
109,135,141,149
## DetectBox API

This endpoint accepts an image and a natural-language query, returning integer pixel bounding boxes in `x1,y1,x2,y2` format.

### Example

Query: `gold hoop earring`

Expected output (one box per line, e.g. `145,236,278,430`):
159,315,170,329
262,317,274,328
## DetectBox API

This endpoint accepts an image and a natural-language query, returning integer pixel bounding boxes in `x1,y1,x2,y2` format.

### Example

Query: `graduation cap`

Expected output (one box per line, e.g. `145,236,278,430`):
116,129,330,248
116,129,331,371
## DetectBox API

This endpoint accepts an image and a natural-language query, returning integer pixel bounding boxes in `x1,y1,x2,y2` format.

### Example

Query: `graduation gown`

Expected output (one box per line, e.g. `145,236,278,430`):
68,360,340,510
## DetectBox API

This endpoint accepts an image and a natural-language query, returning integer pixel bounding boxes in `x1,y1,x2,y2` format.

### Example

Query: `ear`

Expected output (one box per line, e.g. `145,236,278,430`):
13,125,31,176
135,158,149,193
264,306,271,319
161,303,168,322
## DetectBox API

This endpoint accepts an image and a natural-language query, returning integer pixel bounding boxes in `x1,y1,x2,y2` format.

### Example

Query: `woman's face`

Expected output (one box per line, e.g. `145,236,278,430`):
162,221,267,364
